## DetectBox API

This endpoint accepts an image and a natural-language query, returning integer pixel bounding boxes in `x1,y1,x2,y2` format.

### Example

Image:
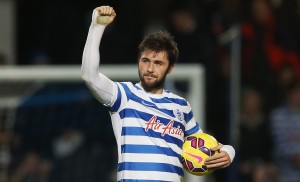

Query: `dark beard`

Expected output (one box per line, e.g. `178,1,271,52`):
138,70,168,93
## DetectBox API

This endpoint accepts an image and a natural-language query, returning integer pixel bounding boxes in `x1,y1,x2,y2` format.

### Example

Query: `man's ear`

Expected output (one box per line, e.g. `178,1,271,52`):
168,64,175,74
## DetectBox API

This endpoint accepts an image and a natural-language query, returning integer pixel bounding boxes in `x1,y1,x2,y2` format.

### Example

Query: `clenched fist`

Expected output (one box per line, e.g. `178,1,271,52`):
93,6,116,25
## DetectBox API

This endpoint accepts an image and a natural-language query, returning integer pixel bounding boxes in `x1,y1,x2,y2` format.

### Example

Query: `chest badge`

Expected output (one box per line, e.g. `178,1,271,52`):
174,109,184,121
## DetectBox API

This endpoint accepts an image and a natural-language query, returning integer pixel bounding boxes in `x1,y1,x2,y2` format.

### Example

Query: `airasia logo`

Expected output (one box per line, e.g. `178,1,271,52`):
145,116,183,137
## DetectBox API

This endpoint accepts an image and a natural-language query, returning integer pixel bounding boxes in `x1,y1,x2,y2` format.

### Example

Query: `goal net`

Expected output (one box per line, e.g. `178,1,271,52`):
0,64,205,182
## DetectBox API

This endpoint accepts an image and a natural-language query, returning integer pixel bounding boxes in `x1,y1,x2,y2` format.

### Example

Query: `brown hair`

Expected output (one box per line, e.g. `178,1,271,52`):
138,31,179,65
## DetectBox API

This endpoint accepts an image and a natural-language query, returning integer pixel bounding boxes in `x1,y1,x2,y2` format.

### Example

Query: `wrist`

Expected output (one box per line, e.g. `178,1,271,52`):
220,145,235,162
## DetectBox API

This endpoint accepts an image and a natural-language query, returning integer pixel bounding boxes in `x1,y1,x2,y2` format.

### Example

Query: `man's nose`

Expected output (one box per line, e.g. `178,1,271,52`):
147,62,154,72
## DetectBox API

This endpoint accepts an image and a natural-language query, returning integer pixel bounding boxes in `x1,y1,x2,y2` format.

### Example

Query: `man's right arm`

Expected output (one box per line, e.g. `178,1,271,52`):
81,6,117,106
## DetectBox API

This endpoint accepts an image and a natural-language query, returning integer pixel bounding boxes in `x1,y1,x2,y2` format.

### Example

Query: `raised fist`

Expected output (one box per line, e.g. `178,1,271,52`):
93,6,116,25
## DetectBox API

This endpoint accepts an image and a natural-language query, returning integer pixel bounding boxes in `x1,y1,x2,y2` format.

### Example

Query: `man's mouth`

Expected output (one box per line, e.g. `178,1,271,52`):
144,75,156,79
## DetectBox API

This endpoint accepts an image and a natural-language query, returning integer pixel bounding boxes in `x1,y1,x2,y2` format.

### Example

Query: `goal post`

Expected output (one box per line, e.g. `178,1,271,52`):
0,64,205,182
0,64,205,124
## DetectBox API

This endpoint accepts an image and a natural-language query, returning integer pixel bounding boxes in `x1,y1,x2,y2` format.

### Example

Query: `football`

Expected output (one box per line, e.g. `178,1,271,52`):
181,133,219,176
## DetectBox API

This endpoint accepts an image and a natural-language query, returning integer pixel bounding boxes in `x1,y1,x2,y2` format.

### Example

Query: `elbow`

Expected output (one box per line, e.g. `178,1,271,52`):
81,66,90,83
81,74,88,83
81,72,91,84
81,69,99,85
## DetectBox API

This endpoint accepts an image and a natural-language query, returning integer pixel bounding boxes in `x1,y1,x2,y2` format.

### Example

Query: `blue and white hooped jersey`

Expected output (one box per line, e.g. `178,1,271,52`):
108,82,201,182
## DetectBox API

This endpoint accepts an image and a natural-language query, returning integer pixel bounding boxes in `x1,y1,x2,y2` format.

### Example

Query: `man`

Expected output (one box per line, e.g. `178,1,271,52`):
81,6,235,182
270,82,300,182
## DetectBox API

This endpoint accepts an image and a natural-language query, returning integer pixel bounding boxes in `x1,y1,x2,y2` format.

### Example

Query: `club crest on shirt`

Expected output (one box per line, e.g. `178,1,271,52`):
174,109,184,121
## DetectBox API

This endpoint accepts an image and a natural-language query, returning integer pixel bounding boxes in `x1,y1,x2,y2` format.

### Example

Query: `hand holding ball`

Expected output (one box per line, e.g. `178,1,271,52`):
182,133,219,176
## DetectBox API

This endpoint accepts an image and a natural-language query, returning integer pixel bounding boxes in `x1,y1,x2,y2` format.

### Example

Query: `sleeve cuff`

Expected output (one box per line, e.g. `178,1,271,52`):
220,145,235,162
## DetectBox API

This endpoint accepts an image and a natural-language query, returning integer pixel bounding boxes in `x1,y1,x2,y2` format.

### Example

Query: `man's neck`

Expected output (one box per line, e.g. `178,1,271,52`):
138,82,164,94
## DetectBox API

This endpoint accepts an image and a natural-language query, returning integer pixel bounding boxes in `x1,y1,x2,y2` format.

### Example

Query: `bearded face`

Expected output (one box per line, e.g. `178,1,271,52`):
138,50,173,94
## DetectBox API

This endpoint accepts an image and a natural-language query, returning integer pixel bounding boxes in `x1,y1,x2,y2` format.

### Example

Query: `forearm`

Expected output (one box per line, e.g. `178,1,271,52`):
81,13,116,105
81,24,105,82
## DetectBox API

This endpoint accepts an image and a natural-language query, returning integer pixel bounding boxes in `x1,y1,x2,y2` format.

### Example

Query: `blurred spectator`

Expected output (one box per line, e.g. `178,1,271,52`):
238,88,278,182
11,152,51,182
166,0,225,65
241,0,300,116
0,53,7,65
52,129,84,159
269,64,298,109
241,0,277,95
242,0,300,90
270,81,300,182
166,1,203,63
49,129,115,182
0,110,11,182
140,0,170,34
0,129,11,182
